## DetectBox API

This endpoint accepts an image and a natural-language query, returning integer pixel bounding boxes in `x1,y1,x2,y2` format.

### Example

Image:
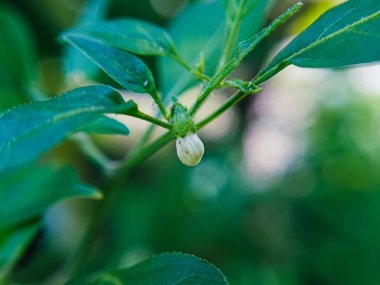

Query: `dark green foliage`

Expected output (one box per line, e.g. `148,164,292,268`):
256,0,380,83
0,165,101,230
0,85,135,172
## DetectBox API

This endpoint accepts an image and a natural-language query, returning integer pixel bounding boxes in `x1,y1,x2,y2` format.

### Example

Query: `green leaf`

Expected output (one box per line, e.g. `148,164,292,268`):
0,222,40,272
63,0,111,83
79,116,130,135
63,34,157,95
65,253,229,285
66,18,178,57
256,0,380,84
0,165,102,230
0,84,136,173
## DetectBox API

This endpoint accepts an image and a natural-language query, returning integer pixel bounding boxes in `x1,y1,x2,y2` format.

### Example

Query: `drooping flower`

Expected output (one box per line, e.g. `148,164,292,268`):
171,103,204,166
176,133,204,166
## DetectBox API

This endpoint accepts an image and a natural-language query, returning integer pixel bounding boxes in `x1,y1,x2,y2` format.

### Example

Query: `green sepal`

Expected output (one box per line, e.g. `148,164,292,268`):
171,103,197,138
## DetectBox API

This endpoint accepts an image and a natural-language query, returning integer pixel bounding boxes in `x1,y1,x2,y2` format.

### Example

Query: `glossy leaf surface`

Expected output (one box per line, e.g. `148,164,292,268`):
256,0,380,83
79,115,129,135
0,85,135,172
63,34,157,95
67,18,177,57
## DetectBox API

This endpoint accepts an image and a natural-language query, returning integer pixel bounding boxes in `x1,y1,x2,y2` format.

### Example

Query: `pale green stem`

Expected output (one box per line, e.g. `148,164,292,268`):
150,90,170,121
128,110,171,130
70,133,118,175
171,53,211,81
218,0,246,69
190,1,303,116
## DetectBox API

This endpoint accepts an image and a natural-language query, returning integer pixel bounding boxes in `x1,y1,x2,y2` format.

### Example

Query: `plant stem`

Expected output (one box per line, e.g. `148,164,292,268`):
150,90,169,121
129,110,171,130
70,133,117,175
172,53,211,82
218,0,245,69
197,90,244,129
190,61,236,116
190,1,303,116
221,21,240,67
114,133,173,181
197,89,260,129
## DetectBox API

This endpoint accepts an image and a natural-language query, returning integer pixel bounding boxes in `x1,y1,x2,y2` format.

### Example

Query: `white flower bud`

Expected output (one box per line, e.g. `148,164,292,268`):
176,133,204,166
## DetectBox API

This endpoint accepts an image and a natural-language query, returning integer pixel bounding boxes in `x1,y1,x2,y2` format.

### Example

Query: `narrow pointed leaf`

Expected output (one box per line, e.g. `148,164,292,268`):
66,18,178,57
63,34,157,95
256,0,380,84
79,116,130,135
0,84,136,172
65,253,229,285
0,165,102,230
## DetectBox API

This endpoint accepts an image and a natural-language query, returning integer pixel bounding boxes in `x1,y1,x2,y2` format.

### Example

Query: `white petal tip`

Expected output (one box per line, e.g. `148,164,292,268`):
176,133,204,167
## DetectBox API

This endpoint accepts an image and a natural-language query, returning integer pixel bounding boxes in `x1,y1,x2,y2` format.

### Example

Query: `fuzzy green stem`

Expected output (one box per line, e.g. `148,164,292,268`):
190,1,303,116
172,53,211,82
221,21,240,67
70,133,116,174
197,90,245,129
129,110,171,130
189,62,236,116
150,90,169,121
218,0,245,68
197,88,260,129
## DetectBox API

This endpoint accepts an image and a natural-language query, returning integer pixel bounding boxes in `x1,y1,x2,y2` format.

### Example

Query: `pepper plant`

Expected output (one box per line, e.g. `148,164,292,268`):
1,0,380,284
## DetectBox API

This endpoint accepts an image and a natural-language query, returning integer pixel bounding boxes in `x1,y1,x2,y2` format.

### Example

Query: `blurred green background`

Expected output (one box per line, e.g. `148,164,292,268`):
1,0,380,284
